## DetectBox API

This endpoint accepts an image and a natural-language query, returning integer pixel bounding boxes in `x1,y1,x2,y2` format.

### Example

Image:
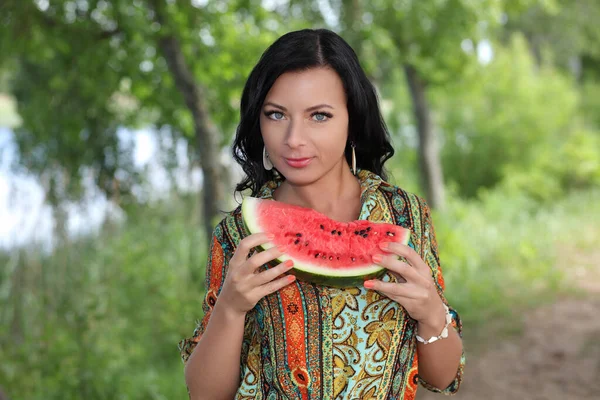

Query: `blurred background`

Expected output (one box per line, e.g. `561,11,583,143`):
0,1,599,399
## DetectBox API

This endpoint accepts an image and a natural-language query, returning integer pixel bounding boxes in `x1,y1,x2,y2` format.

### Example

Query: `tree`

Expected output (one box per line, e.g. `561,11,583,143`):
322,0,539,208
502,0,600,129
503,0,600,79
0,0,285,240
364,0,515,209
434,34,580,198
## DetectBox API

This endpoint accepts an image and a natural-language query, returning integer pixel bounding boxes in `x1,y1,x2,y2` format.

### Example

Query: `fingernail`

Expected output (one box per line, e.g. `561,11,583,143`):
378,242,389,250
363,280,375,289
278,245,287,252
372,254,383,264
287,275,296,283
284,260,294,268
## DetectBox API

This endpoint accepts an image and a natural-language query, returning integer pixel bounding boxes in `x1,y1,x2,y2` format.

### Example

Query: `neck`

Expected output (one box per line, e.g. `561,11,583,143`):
274,164,361,221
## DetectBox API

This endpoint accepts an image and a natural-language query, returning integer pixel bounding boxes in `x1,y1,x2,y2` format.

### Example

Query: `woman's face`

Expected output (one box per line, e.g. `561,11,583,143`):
260,67,350,185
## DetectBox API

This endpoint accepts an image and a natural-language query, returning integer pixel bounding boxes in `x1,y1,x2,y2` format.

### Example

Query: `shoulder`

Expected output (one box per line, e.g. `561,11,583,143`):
212,205,243,239
377,180,431,220
214,185,279,240
376,181,434,254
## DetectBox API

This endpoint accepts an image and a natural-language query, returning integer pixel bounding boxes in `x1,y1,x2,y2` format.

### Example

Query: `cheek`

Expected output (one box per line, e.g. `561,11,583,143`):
321,117,349,151
260,118,279,147
312,129,348,161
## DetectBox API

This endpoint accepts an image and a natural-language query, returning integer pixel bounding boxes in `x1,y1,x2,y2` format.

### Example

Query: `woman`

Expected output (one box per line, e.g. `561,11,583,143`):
179,28,464,400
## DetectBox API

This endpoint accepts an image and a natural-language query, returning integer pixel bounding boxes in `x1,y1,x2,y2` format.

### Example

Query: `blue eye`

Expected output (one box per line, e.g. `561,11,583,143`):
311,112,332,122
264,111,285,120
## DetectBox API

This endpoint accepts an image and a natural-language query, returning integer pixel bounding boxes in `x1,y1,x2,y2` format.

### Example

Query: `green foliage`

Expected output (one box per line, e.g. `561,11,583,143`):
363,0,539,84
504,0,600,71
0,0,297,205
2,185,598,399
581,81,600,127
0,195,208,400
2,0,600,395
500,128,600,202
435,34,583,198
435,186,600,331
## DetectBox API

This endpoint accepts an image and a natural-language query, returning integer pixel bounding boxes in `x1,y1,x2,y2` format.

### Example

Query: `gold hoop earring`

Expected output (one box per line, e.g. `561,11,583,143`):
351,143,357,176
263,147,273,171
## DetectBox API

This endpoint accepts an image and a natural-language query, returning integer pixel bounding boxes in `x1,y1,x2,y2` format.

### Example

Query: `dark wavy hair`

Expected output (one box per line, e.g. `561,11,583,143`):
232,28,395,196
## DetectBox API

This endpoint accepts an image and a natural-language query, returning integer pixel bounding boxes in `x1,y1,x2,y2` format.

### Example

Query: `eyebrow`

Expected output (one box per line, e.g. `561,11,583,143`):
263,102,334,112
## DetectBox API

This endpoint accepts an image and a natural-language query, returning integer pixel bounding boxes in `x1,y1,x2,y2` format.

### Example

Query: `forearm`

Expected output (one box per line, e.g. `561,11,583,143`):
416,322,463,390
184,301,246,400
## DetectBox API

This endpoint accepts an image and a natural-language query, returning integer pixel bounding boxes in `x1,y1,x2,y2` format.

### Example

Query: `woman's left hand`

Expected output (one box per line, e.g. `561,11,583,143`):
364,242,446,330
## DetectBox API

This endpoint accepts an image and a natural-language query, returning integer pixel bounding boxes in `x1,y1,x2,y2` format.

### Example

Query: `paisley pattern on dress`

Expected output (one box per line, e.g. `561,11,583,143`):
178,169,465,399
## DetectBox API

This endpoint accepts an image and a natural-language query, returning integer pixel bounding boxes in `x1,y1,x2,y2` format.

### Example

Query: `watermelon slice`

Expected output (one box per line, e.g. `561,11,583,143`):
241,196,411,287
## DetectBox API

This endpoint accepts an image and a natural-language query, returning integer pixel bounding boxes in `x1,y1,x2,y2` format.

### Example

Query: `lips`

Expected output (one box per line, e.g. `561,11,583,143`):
284,157,313,168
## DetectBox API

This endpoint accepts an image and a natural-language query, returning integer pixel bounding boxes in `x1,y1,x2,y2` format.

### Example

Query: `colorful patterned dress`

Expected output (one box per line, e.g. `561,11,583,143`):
179,170,465,399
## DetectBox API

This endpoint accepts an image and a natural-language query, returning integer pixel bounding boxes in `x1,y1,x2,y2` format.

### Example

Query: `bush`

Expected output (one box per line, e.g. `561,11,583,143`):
0,195,208,400
500,128,600,202
434,186,600,332
434,34,580,198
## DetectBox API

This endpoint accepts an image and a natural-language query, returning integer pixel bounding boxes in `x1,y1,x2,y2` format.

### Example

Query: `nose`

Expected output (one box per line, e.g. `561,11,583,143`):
284,119,306,148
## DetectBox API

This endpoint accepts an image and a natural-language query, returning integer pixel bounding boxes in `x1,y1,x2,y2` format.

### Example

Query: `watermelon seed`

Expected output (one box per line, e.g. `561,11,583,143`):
329,256,333,260
337,231,341,236
366,227,371,231
387,231,395,237
359,230,366,235
354,231,359,235
362,234,368,238
294,239,300,245
322,255,326,259
336,256,340,260
296,233,302,237
331,230,336,235
320,225,324,230
351,257,356,262
304,241,309,246
315,253,320,258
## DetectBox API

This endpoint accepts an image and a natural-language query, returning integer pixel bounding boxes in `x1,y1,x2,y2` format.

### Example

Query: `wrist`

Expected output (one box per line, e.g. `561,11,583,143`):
214,297,248,322
419,301,446,330
416,302,452,345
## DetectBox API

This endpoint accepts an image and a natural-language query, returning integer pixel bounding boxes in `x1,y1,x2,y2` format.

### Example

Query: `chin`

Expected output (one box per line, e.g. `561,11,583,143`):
277,167,321,186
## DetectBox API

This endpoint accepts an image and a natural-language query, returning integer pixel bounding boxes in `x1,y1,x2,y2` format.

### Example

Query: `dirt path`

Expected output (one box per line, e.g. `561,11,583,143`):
417,247,600,400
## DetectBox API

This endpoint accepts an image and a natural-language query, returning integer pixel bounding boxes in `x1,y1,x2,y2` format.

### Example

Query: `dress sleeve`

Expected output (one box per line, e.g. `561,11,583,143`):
417,201,466,395
178,222,228,364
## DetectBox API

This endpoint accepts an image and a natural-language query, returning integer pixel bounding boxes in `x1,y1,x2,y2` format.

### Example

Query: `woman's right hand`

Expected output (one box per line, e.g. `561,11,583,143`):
217,233,295,317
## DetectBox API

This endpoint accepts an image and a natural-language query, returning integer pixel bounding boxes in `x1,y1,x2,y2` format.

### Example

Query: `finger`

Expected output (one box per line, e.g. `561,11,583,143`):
378,243,431,276
364,280,422,299
252,260,294,286
372,255,422,283
244,245,286,274
390,271,407,283
230,233,274,266
260,274,297,297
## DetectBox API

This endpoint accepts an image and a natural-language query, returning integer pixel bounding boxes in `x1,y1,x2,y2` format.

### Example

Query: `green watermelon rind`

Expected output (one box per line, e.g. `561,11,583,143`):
289,266,387,288
241,196,410,288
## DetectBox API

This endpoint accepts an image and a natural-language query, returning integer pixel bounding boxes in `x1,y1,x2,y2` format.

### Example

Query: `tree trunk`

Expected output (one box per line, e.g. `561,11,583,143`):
150,2,226,240
8,253,24,347
524,32,543,68
403,64,446,210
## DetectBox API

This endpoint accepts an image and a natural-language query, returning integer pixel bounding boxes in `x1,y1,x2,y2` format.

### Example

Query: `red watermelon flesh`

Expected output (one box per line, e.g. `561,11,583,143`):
241,196,411,287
